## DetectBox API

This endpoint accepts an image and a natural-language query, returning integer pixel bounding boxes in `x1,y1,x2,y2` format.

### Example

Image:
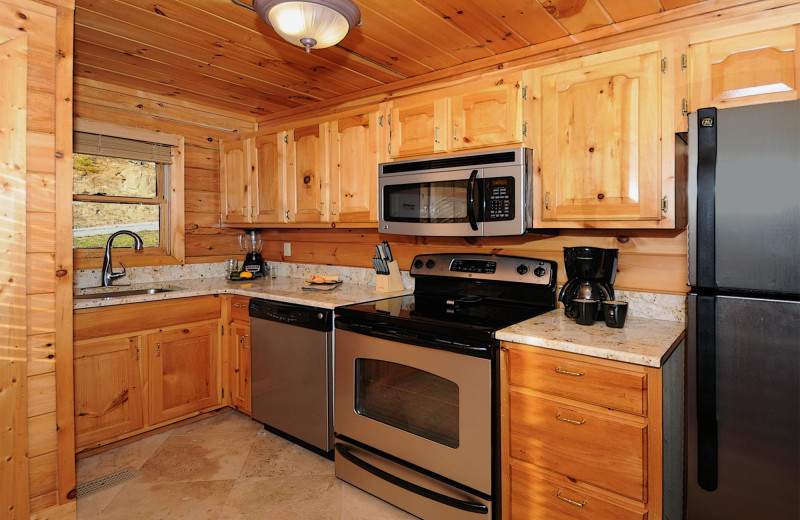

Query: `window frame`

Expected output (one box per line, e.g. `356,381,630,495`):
72,119,185,270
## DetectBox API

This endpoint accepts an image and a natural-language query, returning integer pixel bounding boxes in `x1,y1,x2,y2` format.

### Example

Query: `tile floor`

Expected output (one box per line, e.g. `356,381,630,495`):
76,410,418,519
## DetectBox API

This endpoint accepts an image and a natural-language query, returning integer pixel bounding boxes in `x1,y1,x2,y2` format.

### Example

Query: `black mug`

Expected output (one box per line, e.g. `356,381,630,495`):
574,299,600,326
602,300,628,328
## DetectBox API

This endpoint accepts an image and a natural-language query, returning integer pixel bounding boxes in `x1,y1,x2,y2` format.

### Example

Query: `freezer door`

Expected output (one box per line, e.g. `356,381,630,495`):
689,101,800,293
687,294,800,519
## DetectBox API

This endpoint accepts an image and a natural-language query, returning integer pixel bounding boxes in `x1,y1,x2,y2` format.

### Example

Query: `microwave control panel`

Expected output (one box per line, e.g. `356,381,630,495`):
485,177,515,221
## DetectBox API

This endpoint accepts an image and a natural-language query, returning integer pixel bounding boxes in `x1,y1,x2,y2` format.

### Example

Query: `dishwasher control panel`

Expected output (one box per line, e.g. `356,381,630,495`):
249,298,332,331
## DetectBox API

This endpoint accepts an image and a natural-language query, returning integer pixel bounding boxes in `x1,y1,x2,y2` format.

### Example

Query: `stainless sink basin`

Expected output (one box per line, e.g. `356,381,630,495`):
74,286,184,300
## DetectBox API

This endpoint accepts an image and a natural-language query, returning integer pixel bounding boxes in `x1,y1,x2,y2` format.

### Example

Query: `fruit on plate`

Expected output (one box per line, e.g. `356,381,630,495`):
238,271,253,279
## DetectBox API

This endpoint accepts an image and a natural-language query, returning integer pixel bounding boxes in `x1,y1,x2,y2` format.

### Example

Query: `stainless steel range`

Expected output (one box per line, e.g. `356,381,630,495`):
334,253,557,520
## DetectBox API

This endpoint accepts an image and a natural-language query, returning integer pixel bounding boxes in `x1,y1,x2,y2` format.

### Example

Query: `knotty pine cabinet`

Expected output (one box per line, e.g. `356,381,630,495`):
387,72,527,159
73,296,223,451
501,343,683,520
328,111,380,224
689,25,800,110
528,40,686,229
227,295,251,415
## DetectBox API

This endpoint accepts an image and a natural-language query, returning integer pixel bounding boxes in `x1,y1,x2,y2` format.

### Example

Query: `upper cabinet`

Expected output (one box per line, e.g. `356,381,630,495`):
689,25,800,110
220,138,250,225
286,123,328,225
529,40,685,229
387,72,526,159
329,111,380,224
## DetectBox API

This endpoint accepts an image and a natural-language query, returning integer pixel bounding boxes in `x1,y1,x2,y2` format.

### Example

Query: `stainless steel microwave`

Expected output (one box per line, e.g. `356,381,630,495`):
379,147,534,237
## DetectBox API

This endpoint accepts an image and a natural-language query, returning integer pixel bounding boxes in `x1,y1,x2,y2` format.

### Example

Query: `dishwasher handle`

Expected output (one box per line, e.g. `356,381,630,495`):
249,298,333,332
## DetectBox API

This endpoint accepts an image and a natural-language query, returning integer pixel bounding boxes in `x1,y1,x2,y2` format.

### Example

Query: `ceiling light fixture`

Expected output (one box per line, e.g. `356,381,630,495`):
253,0,361,54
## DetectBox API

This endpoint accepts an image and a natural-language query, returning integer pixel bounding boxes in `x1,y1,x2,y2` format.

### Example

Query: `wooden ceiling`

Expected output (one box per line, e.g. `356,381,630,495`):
74,0,707,120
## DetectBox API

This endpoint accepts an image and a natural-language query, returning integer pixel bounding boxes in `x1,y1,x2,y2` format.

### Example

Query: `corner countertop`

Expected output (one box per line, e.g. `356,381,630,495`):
495,311,686,368
73,276,411,311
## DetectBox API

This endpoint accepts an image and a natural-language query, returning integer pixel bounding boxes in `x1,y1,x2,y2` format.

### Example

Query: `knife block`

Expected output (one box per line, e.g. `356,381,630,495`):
376,260,404,293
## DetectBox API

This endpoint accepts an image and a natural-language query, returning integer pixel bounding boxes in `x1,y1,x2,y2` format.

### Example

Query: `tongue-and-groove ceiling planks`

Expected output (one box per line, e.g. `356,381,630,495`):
74,0,706,119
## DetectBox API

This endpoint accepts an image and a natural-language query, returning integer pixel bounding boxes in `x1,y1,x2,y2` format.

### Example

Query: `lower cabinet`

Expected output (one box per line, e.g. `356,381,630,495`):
73,296,223,451
501,342,683,520
228,295,251,415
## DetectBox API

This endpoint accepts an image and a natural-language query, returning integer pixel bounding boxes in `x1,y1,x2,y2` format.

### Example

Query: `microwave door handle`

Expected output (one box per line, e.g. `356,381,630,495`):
467,169,479,231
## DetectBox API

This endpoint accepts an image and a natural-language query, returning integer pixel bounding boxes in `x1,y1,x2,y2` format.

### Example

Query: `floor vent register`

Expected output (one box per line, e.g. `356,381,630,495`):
76,467,140,498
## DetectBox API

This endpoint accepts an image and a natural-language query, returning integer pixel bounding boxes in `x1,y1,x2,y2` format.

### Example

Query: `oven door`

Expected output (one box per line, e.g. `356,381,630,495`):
334,328,492,494
379,168,484,236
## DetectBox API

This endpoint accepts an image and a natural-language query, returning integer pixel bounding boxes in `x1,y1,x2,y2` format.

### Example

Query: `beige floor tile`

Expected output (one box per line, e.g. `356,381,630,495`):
77,430,171,484
170,410,263,438
96,480,234,520
219,475,342,520
341,483,420,520
76,484,127,519
138,433,255,482
241,431,334,478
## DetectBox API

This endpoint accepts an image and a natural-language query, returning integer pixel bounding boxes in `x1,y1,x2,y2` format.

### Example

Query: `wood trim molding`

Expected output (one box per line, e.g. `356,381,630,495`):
0,34,31,520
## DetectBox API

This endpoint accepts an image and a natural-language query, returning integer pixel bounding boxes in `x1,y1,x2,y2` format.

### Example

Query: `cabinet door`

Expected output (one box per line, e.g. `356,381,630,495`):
149,323,220,425
536,45,667,224
230,321,251,415
251,132,286,224
388,97,448,158
74,336,144,449
690,26,800,110
329,112,379,223
220,138,251,225
288,124,328,224
451,75,523,151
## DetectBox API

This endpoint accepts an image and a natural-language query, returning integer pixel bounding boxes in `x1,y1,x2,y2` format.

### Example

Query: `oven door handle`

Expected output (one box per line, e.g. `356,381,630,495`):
335,444,489,515
467,169,479,231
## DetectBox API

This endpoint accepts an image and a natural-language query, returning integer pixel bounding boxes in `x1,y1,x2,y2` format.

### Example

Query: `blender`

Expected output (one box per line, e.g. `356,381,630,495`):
239,230,266,277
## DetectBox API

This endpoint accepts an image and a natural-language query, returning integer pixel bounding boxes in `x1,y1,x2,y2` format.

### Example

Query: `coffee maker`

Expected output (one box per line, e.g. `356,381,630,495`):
559,247,618,318
239,230,266,277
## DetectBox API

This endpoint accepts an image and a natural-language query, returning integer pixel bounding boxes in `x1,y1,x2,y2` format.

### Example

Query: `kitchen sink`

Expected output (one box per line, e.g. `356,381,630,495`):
74,286,184,300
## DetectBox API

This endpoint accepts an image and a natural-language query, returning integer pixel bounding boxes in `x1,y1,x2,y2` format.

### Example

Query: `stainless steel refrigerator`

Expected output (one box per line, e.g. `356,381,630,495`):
687,100,800,519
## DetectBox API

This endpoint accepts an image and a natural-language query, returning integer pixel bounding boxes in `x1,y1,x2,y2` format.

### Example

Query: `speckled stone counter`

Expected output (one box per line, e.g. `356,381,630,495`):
73,276,410,310
496,311,686,367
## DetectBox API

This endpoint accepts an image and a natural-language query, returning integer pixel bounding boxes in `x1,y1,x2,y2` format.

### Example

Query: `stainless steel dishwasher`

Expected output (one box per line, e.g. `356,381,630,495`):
249,298,334,456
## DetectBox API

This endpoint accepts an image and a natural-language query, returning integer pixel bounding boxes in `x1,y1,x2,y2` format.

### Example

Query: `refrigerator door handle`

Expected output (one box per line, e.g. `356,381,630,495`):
696,107,717,289
696,294,718,491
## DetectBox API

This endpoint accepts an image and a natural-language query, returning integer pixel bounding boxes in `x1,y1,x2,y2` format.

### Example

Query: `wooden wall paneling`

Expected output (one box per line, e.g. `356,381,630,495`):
26,131,56,172
28,412,58,458
27,293,55,337
0,33,30,520
0,3,56,54
25,50,56,94
54,4,76,508
27,333,56,378
27,211,56,253
26,172,55,212
27,372,56,418
185,168,220,193
28,89,55,133
26,252,56,295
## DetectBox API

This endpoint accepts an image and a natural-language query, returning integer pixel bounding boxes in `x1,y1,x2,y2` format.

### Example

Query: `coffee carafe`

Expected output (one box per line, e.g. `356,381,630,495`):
558,247,618,318
239,230,265,277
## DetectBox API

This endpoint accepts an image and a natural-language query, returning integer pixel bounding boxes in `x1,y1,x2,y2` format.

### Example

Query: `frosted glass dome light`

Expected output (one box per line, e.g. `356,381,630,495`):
254,0,361,53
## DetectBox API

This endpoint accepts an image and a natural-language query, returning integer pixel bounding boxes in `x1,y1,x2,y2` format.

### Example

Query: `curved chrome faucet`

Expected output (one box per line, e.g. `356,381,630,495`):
101,230,144,287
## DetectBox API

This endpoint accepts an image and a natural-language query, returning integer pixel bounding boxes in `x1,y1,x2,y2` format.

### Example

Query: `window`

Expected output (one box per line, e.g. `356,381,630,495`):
72,120,185,268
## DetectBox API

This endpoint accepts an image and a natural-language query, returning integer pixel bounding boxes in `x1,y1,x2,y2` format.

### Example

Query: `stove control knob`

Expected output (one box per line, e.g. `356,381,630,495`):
413,259,424,269
425,259,436,269
533,267,547,277
516,264,529,275
317,313,324,320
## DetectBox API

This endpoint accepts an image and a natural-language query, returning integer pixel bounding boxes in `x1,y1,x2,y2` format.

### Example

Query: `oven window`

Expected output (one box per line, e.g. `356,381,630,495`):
383,180,469,223
354,359,459,448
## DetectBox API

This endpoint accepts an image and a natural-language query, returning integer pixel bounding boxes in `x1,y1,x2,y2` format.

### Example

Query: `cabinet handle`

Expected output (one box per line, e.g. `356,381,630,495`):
241,207,246,216
453,124,458,141
285,210,290,220
136,346,140,360
156,343,161,357
330,202,337,215
555,366,584,377
319,203,324,215
545,192,550,210
434,127,439,143
557,490,586,507
556,412,585,425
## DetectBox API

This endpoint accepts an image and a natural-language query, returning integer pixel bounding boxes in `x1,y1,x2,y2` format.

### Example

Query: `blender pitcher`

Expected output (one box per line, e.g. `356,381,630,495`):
239,230,265,277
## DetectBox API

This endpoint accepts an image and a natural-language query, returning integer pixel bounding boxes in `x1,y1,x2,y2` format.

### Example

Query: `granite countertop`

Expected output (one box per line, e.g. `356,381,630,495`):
496,310,686,367
73,276,411,311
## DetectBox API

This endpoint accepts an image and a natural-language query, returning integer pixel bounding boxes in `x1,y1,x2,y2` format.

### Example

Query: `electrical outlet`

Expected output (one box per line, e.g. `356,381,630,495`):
283,242,291,257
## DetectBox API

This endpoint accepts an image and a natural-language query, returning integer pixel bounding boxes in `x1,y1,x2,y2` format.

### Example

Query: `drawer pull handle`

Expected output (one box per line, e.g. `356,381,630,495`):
555,366,585,377
233,303,247,308
557,490,586,507
556,413,585,425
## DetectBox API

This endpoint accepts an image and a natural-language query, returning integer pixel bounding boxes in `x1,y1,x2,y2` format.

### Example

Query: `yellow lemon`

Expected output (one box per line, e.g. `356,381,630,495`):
239,271,253,279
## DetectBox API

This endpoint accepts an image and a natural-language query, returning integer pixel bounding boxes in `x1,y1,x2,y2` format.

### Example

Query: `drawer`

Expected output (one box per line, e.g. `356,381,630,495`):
509,392,647,502
510,461,647,520
507,348,647,415
230,296,250,322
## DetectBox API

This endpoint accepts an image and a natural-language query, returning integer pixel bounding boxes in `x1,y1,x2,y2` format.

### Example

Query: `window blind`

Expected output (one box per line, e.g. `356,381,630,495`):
74,132,173,163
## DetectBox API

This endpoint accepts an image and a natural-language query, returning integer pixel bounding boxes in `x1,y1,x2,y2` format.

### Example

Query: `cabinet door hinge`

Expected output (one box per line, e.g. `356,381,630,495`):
661,57,668,74
221,388,225,399
387,142,391,154
136,346,140,360
681,53,688,72
378,115,384,127
221,324,224,337
662,196,669,214
522,122,529,137
682,98,689,117
521,86,528,101
545,192,551,210
387,114,391,126
283,135,288,143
